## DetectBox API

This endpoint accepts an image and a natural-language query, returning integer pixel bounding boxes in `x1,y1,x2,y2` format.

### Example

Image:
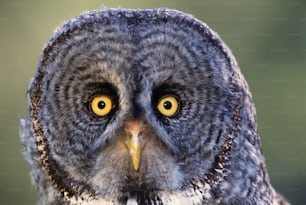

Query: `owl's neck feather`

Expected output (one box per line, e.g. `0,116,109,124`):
67,191,205,205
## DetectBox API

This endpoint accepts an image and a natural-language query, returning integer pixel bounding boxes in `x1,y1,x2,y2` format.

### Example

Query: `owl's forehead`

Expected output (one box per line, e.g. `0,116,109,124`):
38,9,237,97
46,14,226,86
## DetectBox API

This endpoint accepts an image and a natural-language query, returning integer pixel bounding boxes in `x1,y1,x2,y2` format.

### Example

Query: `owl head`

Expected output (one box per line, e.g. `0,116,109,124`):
20,8,281,205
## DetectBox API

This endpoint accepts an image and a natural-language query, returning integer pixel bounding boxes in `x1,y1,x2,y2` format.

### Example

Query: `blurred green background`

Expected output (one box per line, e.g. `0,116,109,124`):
0,0,305,204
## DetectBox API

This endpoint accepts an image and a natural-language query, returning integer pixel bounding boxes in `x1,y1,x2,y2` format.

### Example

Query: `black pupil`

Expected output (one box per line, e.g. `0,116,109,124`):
98,101,106,109
163,101,172,110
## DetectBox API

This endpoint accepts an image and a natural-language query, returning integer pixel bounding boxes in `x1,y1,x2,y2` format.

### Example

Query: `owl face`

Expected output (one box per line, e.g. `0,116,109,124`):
41,17,230,192
21,8,277,205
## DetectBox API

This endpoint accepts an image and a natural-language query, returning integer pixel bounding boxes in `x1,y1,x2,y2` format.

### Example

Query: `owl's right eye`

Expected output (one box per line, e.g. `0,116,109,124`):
89,95,114,117
157,95,180,117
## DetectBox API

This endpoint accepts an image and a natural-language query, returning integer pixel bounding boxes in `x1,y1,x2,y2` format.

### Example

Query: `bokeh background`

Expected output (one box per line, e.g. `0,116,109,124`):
0,0,305,204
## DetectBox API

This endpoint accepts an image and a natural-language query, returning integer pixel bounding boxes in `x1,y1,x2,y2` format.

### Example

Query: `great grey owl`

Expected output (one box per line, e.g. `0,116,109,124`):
20,8,290,205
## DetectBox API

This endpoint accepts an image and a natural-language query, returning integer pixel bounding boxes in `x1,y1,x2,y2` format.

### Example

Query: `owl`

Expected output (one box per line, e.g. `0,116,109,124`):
20,8,290,205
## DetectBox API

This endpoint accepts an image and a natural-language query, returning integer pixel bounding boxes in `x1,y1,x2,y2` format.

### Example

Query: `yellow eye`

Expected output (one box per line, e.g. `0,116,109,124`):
90,95,113,117
157,95,180,117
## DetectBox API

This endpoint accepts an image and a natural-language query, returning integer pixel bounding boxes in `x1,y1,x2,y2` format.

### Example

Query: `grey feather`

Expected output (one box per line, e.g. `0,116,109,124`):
20,8,290,205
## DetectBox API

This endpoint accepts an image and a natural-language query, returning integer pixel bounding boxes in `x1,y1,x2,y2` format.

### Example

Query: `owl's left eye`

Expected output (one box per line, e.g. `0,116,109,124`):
89,95,114,117
157,95,180,117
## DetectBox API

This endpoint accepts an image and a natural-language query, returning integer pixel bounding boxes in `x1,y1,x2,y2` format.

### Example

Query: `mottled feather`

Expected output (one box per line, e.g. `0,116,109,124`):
20,8,289,205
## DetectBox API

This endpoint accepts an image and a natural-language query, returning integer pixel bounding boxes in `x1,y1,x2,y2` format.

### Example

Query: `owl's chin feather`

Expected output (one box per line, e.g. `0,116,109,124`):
66,189,204,205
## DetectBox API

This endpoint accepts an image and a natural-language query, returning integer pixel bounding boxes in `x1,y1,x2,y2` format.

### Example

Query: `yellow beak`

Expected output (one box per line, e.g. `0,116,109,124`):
125,121,142,171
